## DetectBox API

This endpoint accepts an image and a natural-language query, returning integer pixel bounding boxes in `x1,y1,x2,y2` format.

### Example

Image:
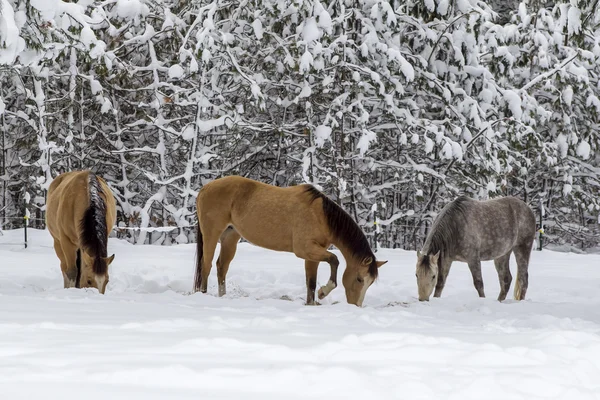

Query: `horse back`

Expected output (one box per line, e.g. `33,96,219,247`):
466,196,536,259
47,170,116,246
197,176,331,252
47,171,91,242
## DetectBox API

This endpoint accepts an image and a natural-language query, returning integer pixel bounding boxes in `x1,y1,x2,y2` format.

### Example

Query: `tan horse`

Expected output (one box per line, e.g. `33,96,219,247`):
46,170,116,294
194,176,387,306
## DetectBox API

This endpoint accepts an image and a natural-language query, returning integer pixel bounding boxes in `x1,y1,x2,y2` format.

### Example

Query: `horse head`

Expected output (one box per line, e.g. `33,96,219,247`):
80,251,115,294
342,256,387,306
416,250,440,301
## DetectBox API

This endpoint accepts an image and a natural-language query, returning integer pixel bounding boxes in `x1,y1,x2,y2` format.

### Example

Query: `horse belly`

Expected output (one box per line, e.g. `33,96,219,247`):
232,225,294,253
477,232,516,260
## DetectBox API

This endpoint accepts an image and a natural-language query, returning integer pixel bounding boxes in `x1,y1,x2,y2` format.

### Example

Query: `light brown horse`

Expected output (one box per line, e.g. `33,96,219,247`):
46,170,116,294
194,176,387,306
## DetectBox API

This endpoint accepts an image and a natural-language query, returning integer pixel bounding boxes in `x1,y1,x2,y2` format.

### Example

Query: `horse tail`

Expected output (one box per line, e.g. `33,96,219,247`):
194,223,203,292
514,276,522,300
75,249,82,288
80,172,108,275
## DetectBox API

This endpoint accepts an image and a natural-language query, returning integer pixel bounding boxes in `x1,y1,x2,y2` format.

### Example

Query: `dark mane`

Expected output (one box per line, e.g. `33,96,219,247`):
304,186,378,279
80,173,108,275
421,195,471,266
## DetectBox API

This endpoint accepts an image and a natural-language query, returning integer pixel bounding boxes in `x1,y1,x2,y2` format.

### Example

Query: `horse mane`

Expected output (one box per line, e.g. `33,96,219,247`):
421,195,471,267
79,172,108,275
304,186,378,279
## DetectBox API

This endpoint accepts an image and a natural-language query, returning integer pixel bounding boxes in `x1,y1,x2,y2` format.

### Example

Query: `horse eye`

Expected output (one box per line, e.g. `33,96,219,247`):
432,275,436,281
357,277,364,283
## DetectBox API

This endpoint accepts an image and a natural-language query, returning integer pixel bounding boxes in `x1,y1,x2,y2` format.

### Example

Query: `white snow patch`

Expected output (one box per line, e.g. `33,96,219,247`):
576,140,591,160
437,0,450,15
562,86,573,106
357,130,377,156
424,136,434,154
299,50,313,74
114,0,149,19
298,82,311,99
302,17,320,43
556,133,569,158
252,19,263,40
1,229,600,399
315,2,332,34
503,90,522,119
30,0,58,13
189,57,198,73
181,125,196,141
0,0,25,64
80,26,96,48
90,78,102,95
387,49,414,81
441,142,453,159
314,125,332,147
567,5,582,35
451,141,463,160
168,64,185,79
100,97,112,113
197,116,227,132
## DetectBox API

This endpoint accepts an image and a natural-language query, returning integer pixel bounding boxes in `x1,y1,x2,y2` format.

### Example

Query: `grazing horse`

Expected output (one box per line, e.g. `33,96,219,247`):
46,170,116,293
194,176,387,306
416,195,536,302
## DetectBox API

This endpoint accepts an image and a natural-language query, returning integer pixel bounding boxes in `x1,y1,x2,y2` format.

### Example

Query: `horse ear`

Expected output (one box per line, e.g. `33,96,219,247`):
431,251,440,264
417,250,422,258
376,260,388,268
104,254,115,265
362,256,373,265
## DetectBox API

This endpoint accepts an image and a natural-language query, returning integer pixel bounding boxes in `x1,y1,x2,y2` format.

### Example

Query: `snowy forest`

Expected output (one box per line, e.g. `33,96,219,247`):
0,0,599,250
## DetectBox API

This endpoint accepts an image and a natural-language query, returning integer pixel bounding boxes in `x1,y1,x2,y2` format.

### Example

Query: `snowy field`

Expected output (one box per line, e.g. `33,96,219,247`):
1,229,599,399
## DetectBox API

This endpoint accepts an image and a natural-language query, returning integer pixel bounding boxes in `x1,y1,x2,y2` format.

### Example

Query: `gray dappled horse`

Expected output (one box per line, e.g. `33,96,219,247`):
416,195,536,302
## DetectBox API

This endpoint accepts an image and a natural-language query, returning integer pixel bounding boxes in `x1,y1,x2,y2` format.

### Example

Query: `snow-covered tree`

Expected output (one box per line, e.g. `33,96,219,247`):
0,0,598,250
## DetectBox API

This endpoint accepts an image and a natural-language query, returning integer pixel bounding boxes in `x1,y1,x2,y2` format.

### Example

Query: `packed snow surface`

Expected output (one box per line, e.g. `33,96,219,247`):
1,229,599,399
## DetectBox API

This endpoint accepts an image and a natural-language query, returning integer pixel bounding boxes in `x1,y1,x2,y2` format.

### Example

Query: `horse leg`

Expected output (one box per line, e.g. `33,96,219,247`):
294,242,339,300
58,240,78,288
513,242,533,300
467,260,485,298
199,226,223,294
494,252,512,301
304,260,319,305
216,228,241,297
433,258,452,298
53,239,70,288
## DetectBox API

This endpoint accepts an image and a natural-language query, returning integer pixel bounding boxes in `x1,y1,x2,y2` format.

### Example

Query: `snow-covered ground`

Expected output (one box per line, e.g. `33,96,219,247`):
1,228,599,399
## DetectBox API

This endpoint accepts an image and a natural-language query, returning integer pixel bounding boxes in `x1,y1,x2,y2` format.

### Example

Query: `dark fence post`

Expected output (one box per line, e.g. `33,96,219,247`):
372,202,378,251
24,192,30,249
538,197,543,251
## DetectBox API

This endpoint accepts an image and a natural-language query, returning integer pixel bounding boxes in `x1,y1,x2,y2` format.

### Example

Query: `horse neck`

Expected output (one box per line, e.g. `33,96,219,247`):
331,239,364,266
